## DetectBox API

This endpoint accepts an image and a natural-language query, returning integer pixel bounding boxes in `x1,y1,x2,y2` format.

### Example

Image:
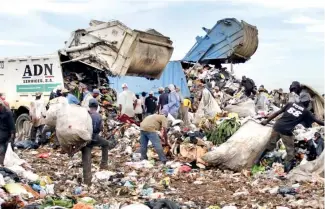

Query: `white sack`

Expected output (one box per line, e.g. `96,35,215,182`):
194,89,221,124
55,104,92,155
202,120,272,171
224,99,256,117
45,97,68,127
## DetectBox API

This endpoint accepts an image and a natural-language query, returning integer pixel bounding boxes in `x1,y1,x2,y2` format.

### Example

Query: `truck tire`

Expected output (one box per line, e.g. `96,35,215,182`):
15,113,31,136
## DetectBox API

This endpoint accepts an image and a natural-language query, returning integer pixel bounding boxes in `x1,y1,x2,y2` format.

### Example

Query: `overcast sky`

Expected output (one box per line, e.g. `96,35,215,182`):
0,0,324,93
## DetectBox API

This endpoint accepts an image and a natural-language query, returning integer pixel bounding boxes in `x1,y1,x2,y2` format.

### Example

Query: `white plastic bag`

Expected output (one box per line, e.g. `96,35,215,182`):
4,143,25,167
194,89,221,124
55,104,92,155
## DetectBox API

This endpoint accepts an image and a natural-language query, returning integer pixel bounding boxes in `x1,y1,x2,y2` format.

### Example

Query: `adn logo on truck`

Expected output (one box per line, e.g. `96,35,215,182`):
22,64,55,84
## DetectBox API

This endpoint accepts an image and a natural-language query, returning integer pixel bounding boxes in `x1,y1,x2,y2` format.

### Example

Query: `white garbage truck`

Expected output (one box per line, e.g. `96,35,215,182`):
0,20,174,135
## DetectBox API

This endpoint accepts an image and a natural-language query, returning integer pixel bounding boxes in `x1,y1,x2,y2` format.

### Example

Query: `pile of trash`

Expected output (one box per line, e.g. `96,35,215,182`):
1,126,323,208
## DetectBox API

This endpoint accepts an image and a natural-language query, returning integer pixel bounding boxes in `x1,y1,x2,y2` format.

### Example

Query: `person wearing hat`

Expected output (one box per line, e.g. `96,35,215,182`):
158,87,169,114
288,81,301,103
261,92,324,172
0,102,15,164
64,88,80,105
29,92,47,144
145,91,158,116
82,99,115,170
92,89,101,103
165,84,180,119
139,109,168,164
117,83,137,118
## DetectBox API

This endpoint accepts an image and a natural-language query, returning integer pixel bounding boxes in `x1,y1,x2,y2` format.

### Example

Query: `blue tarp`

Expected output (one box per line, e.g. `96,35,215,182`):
108,61,190,97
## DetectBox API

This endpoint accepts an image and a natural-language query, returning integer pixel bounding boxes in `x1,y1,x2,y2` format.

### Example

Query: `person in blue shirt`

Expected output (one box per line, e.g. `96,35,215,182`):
166,84,180,118
82,99,117,170
62,89,80,105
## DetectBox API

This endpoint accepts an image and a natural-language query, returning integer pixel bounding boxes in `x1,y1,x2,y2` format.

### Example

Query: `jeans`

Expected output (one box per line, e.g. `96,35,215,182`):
265,129,295,163
140,131,167,162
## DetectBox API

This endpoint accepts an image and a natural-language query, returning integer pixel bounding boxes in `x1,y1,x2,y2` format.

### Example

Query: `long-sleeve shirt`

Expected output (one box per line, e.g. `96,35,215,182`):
89,109,102,139
167,92,180,115
0,108,15,142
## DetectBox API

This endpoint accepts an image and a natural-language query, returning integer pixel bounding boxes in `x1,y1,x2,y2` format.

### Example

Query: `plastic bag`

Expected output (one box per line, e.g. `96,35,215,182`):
194,89,221,124
4,143,26,167
55,104,92,156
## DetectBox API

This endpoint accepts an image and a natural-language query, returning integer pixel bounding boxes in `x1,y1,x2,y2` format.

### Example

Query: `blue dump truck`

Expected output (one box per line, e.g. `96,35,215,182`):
112,18,259,96
183,18,258,65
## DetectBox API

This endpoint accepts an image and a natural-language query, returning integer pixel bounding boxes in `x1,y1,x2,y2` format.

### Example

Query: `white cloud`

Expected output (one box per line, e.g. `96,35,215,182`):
306,24,325,33
0,40,41,46
284,16,323,24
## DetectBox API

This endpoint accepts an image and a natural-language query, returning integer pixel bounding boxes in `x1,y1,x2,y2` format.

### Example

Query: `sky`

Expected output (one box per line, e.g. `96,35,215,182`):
0,0,324,93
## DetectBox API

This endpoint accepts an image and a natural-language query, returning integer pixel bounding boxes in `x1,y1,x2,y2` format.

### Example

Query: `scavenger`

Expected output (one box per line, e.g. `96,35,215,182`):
29,92,47,144
238,76,256,97
117,83,137,118
261,92,324,172
145,91,158,116
139,110,168,164
0,102,15,164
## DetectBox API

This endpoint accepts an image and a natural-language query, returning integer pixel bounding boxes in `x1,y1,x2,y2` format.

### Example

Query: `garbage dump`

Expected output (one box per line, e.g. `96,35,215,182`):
1,18,324,209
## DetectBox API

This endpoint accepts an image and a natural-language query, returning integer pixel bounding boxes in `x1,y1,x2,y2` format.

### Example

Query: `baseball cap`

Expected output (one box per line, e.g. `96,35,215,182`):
93,89,100,94
35,92,42,96
158,87,164,91
57,85,63,91
149,91,154,95
122,83,128,88
89,98,99,107
299,92,311,102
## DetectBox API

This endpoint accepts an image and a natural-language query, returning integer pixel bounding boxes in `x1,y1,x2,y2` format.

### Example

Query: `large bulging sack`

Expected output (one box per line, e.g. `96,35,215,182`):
202,120,272,171
55,104,92,156
45,97,68,127
224,99,255,117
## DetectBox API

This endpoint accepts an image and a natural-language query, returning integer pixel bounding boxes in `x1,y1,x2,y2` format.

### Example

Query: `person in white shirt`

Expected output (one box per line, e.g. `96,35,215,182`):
30,92,47,144
134,94,143,121
118,83,137,118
